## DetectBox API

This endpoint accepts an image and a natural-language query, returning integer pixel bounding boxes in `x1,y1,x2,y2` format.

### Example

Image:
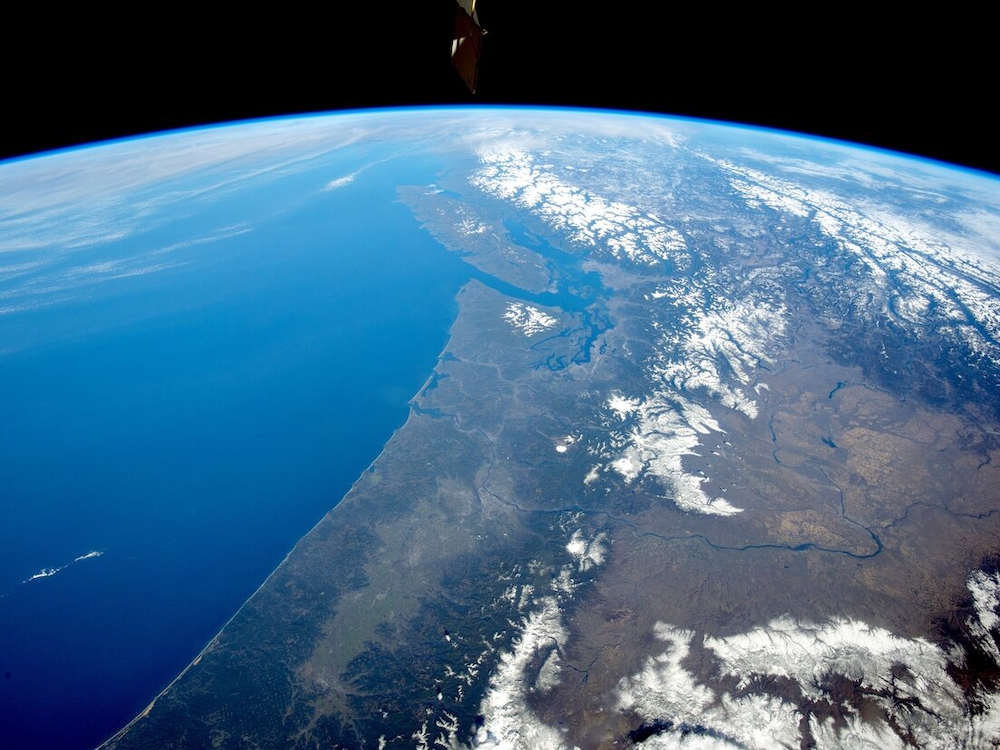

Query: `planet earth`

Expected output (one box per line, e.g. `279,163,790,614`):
2,108,1000,749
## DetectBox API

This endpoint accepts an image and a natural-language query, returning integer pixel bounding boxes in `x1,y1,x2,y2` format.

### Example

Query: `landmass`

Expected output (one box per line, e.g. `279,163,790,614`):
103,122,1000,748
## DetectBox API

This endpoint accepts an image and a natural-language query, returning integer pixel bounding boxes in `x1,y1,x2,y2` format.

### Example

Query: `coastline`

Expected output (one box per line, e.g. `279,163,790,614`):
97,310,463,749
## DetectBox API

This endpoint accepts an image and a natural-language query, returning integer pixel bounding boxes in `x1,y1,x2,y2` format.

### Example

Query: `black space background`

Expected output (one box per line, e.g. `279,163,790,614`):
3,6,996,175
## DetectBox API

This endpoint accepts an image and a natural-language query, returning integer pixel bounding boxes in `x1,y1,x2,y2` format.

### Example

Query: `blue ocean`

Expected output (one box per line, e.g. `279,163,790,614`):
0,145,471,749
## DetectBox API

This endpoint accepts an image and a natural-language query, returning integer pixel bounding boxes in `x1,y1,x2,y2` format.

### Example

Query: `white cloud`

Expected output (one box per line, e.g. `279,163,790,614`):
322,173,357,190
22,549,104,585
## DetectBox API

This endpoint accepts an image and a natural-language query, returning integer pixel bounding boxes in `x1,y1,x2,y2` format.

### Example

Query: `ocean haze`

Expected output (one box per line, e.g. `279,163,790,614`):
0,141,469,749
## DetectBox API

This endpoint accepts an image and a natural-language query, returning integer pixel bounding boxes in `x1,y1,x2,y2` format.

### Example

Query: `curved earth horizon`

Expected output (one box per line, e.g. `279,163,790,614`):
1,108,999,749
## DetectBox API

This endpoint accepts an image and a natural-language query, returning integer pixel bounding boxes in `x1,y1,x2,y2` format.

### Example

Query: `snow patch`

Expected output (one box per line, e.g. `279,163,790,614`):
472,146,688,267
503,302,558,336
622,569,1000,748
473,596,568,749
608,395,743,516
536,650,562,692
655,299,786,420
565,530,607,572
714,156,1000,368
608,393,641,418
471,526,611,747
968,570,1000,663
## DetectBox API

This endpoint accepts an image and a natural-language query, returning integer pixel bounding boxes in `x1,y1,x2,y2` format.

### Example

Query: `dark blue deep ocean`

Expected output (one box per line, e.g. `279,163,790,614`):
0,145,471,749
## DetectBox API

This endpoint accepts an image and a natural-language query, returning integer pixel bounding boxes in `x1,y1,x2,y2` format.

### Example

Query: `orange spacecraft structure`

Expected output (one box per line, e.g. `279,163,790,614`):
451,0,486,93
